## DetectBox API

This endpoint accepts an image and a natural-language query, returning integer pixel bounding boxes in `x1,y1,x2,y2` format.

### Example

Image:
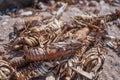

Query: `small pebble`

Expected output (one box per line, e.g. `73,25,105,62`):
0,36,4,41
89,1,99,7
20,11,33,16
2,21,8,26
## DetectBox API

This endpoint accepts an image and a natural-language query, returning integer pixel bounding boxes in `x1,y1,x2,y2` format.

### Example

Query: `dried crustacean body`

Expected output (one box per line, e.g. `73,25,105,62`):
15,15,43,27
72,27,90,41
72,9,120,26
70,43,106,80
9,56,29,68
82,47,105,79
61,27,90,43
11,18,64,50
24,39,81,62
72,14,95,24
13,15,43,36
0,59,15,80
30,18,64,46
12,34,39,49
52,54,80,80
16,61,56,80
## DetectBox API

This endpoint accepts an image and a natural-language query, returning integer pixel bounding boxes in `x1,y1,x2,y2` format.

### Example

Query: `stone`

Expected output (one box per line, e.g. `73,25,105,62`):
20,11,33,16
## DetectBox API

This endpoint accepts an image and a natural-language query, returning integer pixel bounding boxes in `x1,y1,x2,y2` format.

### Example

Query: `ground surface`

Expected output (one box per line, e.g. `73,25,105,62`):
0,0,120,80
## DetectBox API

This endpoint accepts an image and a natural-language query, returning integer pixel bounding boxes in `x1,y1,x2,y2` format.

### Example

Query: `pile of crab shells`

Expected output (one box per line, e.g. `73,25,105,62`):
0,9,119,80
